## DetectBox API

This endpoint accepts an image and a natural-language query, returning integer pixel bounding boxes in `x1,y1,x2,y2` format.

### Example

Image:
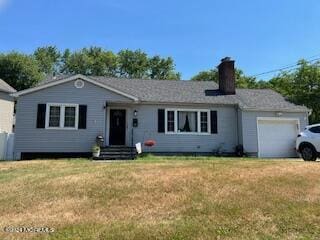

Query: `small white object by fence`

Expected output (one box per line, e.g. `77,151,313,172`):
0,132,14,160
135,142,142,154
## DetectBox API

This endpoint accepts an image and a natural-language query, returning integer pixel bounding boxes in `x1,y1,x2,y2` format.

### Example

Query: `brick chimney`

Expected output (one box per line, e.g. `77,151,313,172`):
218,57,235,95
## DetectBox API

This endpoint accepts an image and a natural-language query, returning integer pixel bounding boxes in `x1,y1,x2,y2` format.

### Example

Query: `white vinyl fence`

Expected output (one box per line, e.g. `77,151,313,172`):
0,132,14,160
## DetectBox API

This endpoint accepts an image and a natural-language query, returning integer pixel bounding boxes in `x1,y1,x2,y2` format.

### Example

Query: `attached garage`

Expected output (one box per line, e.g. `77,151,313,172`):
257,118,300,158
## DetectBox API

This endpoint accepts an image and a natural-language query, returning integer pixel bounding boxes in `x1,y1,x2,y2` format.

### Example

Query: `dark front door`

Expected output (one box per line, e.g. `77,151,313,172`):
109,109,126,145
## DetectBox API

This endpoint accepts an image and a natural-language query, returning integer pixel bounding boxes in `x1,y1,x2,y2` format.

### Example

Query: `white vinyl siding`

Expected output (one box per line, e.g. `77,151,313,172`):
14,79,135,159
0,92,14,133
132,105,237,153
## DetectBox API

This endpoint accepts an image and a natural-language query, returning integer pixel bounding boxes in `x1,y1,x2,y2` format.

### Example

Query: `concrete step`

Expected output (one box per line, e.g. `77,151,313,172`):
101,147,135,152
100,152,135,155
94,146,137,160
101,148,136,152
93,156,135,160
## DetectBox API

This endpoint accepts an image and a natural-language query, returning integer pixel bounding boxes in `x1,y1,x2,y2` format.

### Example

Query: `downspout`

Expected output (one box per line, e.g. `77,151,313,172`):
104,101,108,146
131,126,134,159
307,109,312,126
236,105,240,146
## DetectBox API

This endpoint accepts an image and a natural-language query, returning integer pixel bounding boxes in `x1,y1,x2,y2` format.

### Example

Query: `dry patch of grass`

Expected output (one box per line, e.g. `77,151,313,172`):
0,158,320,239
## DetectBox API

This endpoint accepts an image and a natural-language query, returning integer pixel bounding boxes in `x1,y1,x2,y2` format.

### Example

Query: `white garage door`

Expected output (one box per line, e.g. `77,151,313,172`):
257,118,299,158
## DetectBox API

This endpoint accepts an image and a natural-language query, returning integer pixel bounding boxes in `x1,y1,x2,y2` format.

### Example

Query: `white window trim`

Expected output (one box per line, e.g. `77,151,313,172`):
45,103,79,130
165,108,211,135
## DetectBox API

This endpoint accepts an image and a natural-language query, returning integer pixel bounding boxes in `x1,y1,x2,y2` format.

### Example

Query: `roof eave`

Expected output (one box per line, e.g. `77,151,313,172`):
2,90,16,94
240,106,311,113
0,79,16,93
139,100,238,107
11,74,139,102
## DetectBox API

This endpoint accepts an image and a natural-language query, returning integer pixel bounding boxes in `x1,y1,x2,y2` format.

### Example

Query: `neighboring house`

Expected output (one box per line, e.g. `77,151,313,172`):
12,58,310,160
0,78,16,133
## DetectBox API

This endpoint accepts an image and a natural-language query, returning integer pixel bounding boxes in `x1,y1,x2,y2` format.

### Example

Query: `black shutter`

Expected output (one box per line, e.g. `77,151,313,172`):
210,111,217,134
36,104,46,128
158,109,165,133
78,105,87,129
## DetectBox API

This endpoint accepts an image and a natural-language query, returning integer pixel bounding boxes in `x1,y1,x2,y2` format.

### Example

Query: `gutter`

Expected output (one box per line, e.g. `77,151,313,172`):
138,101,239,107
239,106,311,113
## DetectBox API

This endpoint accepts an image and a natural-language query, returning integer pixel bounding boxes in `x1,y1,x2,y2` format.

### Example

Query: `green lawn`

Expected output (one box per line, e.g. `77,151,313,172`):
0,156,320,239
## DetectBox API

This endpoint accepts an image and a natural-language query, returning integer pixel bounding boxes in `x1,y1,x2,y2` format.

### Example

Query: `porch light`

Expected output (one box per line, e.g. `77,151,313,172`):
134,110,138,117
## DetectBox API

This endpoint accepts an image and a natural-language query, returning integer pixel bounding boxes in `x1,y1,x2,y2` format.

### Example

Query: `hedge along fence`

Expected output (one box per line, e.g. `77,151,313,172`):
0,132,14,160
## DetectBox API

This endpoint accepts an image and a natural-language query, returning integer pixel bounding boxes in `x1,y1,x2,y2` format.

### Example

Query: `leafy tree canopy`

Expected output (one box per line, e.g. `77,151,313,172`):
0,52,43,91
0,46,181,91
148,56,181,80
62,47,118,76
34,46,60,75
61,47,180,80
268,60,320,123
191,68,257,88
0,47,319,123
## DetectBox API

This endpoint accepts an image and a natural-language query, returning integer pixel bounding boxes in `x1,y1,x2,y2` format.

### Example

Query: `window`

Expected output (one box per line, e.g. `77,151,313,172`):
309,126,320,133
49,106,61,127
178,111,198,132
167,111,175,132
74,79,85,88
46,104,79,129
200,112,208,132
165,109,210,134
64,106,76,127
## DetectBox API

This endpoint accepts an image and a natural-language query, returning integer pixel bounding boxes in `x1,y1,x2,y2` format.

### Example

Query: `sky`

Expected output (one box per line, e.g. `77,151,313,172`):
0,0,320,80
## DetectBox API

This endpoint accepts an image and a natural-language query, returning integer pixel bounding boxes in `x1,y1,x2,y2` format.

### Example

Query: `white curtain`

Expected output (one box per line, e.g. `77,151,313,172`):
178,112,197,132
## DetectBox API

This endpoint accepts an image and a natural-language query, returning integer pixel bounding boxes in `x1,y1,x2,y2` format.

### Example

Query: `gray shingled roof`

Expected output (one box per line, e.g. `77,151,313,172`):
236,89,307,111
38,75,308,112
0,78,16,93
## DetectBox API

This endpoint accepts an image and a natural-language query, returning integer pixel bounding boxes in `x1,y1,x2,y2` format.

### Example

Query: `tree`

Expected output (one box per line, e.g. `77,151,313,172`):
84,47,118,76
235,69,258,88
191,68,257,88
61,48,180,79
148,56,180,80
0,52,43,91
62,47,118,77
117,49,149,78
0,47,181,90
255,80,272,89
60,49,71,74
269,60,320,123
34,46,60,74
191,69,218,82
62,49,92,75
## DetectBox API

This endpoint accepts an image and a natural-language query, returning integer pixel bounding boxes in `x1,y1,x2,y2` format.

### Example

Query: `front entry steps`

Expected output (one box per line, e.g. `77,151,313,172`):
93,146,137,160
